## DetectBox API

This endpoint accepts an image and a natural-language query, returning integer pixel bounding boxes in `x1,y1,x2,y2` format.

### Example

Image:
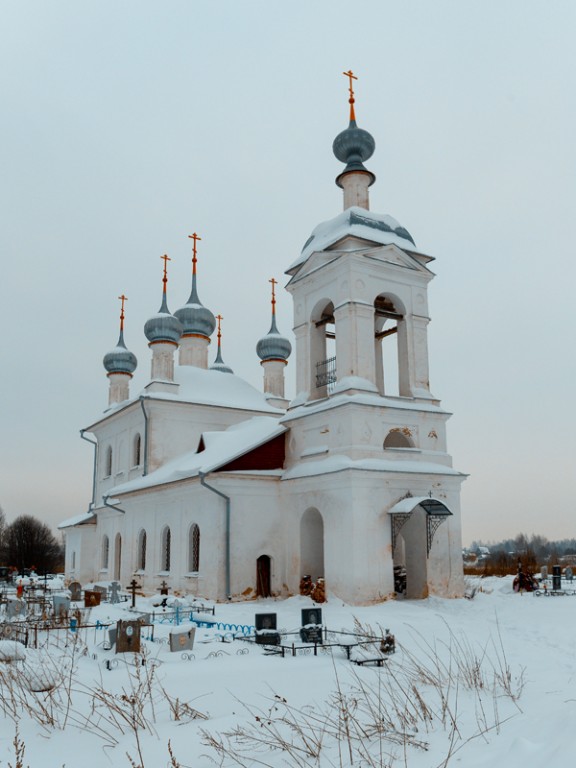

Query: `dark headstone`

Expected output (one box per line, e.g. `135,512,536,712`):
300,607,323,643
255,613,280,645
68,581,82,601
553,564,562,591
84,590,101,608
116,620,141,654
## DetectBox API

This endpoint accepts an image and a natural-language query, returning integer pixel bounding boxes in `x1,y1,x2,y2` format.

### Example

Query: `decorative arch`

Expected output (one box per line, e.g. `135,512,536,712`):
373,293,407,396
101,535,110,570
384,429,414,449
310,298,336,398
188,524,200,573
137,529,147,571
300,507,325,582
161,526,171,572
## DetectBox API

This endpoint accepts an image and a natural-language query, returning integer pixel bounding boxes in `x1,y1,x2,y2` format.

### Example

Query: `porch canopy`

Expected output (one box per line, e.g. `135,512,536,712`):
388,496,453,554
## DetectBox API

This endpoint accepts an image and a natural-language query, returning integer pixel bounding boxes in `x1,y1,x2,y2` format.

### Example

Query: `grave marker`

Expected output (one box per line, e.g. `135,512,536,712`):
116,620,141,654
255,613,280,645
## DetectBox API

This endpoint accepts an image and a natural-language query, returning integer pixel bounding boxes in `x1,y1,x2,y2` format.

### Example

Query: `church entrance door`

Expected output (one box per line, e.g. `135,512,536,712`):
256,555,271,597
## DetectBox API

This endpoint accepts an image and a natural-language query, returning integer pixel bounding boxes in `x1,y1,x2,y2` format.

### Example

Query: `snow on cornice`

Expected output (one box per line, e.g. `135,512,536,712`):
287,207,431,273
283,455,464,481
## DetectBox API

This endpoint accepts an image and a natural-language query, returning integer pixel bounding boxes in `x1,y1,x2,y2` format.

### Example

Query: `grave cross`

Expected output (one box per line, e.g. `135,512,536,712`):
160,580,170,596
126,578,141,609
109,581,121,604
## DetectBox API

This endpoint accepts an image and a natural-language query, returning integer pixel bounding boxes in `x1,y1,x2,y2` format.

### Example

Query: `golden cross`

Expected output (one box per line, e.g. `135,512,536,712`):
118,294,128,330
161,254,171,289
343,70,358,121
216,313,223,341
188,232,202,273
269,277,277,312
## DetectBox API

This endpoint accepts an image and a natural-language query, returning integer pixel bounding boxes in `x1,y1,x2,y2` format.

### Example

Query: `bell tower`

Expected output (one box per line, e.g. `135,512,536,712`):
286,72,436,405
281,73,465,603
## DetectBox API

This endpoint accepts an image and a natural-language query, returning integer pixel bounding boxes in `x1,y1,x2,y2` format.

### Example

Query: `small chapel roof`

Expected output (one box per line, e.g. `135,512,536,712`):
108,416,286,495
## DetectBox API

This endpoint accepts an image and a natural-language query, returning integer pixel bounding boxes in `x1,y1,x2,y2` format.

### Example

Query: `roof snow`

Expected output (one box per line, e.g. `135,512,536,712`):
109,416,286,495
288,206,431,272
283,455,464,480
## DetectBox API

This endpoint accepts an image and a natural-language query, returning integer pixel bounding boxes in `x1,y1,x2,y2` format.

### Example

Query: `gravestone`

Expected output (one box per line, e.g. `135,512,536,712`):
53,595,70,621
105,625,118,650
68,581,82,601
6,598,26,619
109,581,121,604
553,564,562,591
93,585,108,601
540,566,548,581
300,607,323,643
169,627,196,652
255,613,280,645
565,567,573,582
84,590,101,608
116,620,141,653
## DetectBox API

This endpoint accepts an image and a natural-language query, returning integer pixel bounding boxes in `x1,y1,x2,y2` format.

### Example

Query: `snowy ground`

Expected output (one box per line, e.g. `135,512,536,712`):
0,577,575,767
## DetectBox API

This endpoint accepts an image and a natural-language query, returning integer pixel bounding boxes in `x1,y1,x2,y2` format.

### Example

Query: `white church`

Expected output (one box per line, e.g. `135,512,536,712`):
61,78,466,604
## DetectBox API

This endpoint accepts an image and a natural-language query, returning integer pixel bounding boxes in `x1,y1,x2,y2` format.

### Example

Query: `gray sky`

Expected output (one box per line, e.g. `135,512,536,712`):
1,1,575,546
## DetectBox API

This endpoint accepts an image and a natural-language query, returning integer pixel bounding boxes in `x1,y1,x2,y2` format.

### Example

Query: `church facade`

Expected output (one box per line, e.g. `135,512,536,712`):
61,82,466,604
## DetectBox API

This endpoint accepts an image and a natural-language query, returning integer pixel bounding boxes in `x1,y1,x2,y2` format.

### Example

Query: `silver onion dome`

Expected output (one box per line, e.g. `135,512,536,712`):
103,330,138,375
174,275,216,339
333,120,376,189
144,292,183,344
256,314,292,362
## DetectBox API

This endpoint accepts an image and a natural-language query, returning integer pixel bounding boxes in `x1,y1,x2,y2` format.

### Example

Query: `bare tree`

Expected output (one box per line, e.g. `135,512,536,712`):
4,515,63,574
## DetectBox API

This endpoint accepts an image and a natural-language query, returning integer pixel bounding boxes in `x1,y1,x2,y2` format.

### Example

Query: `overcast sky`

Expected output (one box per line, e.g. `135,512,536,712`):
1,1,575,546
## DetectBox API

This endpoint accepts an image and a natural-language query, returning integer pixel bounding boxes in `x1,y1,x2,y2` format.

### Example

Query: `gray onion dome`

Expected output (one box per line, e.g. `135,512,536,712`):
174,275,216,339
333,119,376,187
103,330,138,375
144,292,183,344
210,348,234,374
256,314,292,362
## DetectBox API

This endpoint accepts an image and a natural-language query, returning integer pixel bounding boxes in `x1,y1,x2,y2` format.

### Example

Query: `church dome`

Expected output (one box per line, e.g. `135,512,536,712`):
333,120,376,177
256,315,292,362
144,293,183,345
174,287,216,340
210,352,234,374
103,331,138,375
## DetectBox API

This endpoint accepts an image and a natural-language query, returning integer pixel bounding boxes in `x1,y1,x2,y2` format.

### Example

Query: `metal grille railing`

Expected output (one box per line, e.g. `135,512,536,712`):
316,356,337,393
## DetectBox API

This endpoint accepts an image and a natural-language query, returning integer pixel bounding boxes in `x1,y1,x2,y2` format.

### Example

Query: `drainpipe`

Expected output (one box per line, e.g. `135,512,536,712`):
103,495,127,514
80,430,97,509
199,472,231,599
139,396,149,476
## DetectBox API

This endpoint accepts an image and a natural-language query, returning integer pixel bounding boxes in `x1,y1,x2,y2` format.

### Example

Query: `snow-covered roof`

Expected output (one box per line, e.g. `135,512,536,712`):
388,496,453,514
110,416,287,495
288,206,431,272
58,510,96,529
89,365,283,428
283,456,464,481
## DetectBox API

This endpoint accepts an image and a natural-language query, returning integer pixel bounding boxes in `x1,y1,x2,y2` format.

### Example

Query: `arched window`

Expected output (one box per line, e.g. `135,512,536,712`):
137,529,147,571
161,527,171,572
384,429,414,449
374,294,405,397
188,524,200,572
105,446,113,477
101,535,110,570
311,299,336,398
133,433,142,467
